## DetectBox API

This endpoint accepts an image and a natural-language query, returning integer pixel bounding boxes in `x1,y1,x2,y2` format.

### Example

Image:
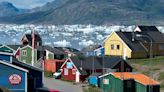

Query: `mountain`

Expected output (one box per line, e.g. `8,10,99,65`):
32,0,69,12
0,0,164,25
0,1,30,17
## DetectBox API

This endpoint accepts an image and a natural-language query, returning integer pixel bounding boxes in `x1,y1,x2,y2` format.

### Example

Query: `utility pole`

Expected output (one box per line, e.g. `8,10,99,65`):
31,27,35,66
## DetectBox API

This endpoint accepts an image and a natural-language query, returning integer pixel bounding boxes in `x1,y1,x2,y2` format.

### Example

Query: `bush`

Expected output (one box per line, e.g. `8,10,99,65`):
44,71,54,78
83,86,101,92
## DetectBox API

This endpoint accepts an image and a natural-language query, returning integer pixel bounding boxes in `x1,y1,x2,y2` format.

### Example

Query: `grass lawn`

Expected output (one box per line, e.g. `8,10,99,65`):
128,56,164,90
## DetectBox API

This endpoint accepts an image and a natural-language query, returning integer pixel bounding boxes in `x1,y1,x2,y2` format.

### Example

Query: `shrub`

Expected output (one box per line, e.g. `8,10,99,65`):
44,71,54,78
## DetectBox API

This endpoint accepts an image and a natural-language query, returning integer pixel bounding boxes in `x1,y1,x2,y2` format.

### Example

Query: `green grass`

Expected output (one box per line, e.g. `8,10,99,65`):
159,72,164,81
128,56,164,90
83,86,101,92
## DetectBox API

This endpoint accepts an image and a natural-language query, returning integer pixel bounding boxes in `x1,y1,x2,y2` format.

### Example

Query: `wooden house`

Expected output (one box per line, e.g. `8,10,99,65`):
60,56,132,82
103,26,164,58
61,57,88,82
0,51,43,92
21,33,42,46
45,59,64,73
99,72,160,92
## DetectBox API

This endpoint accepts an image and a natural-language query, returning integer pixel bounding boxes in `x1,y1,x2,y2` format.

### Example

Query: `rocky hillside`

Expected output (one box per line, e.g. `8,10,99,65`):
0,0,164,25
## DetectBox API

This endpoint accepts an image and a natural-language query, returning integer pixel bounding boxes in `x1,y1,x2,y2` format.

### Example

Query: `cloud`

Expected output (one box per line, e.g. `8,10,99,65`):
0,0,54,9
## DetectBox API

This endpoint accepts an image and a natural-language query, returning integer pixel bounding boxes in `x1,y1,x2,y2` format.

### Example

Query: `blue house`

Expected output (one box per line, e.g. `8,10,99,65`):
94,47,105,56
0,51,44,92
0,60,28,92
88,73,102,87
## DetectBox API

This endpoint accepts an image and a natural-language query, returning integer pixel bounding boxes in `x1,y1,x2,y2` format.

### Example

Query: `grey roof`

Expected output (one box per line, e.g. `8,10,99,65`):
138,26,159,32
25,33,42,42
12,57,43,72
89,73,102,77
69,57,87,75
81,45,101,52
84,57,103,69
36,45,65,55
69,56,131,72
7,45,24,50
97,56,130,68
138,26,164,43
116,32,147,51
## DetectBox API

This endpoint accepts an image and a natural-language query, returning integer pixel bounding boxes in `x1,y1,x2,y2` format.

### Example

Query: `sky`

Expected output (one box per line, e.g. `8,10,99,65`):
0,0,54,9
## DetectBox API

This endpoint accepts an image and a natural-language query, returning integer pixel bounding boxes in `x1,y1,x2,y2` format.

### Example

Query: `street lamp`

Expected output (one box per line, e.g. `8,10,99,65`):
136,34,153,92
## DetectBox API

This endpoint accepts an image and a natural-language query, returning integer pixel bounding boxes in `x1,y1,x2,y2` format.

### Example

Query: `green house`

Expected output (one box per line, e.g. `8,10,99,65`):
99,72,160,92
20,45,37,64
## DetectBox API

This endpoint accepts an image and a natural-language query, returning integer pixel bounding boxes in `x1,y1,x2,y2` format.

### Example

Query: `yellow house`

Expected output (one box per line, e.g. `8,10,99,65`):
103,26,164,58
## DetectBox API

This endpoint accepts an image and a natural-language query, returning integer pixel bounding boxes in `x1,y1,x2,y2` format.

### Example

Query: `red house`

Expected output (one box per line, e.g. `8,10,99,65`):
61,56,133,83
45,59,64,73
61,57,88,82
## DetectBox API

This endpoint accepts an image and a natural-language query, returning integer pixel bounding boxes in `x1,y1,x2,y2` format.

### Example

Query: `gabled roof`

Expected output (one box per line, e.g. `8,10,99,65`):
96,56,131,69
0,60,28,72
81,45,101,52
7,45,23,50
89,73,102,77
138,26,159,32
137,26,164,43
12,57,43,72
116,32,147,52
113,72,159,85
69,57,88,75
99,72,159,86
24,33,42,42
36,45,65,55
61,57,87,75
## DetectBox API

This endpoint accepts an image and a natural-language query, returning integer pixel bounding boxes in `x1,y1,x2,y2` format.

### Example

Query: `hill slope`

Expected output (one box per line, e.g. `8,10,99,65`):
0,0,164,25
0,2,29,17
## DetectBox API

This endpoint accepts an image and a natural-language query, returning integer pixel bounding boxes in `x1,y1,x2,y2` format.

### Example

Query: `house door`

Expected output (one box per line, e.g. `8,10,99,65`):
76,71,80,83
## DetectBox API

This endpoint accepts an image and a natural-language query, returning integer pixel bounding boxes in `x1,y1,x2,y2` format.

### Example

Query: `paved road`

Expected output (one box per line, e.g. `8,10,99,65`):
44,78,84,92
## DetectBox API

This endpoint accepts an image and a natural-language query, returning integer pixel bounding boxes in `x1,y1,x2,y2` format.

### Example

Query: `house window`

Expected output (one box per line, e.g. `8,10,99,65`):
103,79,109,84
72,69,76,75
111,44,114,50
159,44,164,50
117,45,120,50
64,68,68,75
22,50,27,56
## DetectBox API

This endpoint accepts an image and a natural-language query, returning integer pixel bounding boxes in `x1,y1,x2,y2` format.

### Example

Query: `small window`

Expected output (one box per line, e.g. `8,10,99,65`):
72,69,76,75
111,44,114,50
103,79,109,84
22,50,27,56
159,44,164,50
117,45,120,50
64,68,68,75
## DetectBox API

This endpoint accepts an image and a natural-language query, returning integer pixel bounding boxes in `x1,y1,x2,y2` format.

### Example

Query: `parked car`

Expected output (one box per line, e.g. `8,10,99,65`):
53,69,62,79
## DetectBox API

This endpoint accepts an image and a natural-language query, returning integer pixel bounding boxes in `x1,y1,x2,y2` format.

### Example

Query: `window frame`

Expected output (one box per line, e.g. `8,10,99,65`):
117,45,120,50
72,69,76,75
64,68,68,75
111,44,114,50
22,50,27,56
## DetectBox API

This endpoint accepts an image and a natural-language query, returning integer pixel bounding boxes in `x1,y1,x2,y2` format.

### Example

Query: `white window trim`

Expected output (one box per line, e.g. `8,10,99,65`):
22,50,27,56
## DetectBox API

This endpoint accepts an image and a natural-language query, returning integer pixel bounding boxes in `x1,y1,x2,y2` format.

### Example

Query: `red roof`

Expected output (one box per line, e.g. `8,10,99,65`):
113,72,159,85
